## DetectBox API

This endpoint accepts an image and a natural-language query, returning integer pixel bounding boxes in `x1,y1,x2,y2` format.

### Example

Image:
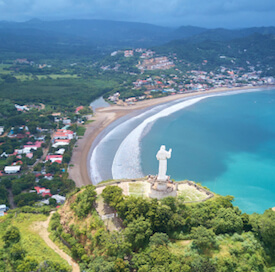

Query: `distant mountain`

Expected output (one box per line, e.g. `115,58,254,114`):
180,26,275,43
0,19,275,60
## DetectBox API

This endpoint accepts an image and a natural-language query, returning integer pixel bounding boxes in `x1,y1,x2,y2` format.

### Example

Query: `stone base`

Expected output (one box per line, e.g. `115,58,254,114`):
148,176,177,199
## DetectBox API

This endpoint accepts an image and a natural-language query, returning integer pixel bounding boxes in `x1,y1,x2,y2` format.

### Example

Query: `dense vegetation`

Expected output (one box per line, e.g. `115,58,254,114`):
0,212,71,272
156,33,275,75
49,185,275,272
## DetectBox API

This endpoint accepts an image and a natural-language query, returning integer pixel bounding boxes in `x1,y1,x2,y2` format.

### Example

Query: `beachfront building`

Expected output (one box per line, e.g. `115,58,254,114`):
53,129,74,141
46,154,63,164
52,139,70,148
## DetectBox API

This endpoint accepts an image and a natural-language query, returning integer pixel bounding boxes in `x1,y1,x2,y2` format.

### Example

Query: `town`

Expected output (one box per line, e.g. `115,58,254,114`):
1,45,275,214
0,102,92,214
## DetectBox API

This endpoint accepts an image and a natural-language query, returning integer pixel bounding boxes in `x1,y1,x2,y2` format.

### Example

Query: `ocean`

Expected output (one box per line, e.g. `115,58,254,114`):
90,88,275,214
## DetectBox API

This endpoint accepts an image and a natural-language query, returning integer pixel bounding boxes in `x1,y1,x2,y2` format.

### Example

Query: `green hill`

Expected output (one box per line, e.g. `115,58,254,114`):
155,33,275,74
48,184,275,271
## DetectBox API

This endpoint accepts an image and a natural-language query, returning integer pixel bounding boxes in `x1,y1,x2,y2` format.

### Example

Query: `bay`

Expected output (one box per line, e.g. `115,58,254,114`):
140,89,275,213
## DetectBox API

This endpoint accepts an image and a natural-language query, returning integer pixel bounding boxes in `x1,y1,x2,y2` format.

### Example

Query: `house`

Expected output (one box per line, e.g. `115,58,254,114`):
55,148,65,155
51,194,66,204
15,104,29,112
53,129,74,141
34,186,52,197
0,126,4,135
62,119,71,125
4,165,21,174
44,173,53,180
52,140,70,148
0,204,7,213
124,50,134,57
22,141,43,154
75,106,84,114
0,152,9,158
46,154,63,163
26,153,33,159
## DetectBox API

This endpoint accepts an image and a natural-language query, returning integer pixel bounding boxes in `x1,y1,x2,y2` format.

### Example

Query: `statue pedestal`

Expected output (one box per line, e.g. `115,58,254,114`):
148,176,177,199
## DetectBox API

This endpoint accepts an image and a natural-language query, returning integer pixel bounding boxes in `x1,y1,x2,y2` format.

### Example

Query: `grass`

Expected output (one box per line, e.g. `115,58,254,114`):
178,184,208,202
128,182,147,197
14,74,79,81
0,213,71,270
169,239,192,257
84,119,95,124
76,126,86,136
0,64,12,75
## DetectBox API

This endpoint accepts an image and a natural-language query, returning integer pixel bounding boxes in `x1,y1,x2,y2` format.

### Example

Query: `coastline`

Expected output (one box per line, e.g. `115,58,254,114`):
68,85,270,187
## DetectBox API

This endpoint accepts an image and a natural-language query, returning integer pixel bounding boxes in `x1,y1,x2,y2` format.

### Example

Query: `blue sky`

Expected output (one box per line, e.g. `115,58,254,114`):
0,0,275,28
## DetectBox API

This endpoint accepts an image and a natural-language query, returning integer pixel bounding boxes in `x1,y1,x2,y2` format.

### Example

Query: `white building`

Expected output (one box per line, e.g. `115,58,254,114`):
0,204,7,212
4,166,21,174
52,194,66,204
0,126,4,135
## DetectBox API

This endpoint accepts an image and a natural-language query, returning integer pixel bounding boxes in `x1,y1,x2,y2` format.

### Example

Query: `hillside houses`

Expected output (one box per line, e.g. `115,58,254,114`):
124,50,134,57
137,57,175,71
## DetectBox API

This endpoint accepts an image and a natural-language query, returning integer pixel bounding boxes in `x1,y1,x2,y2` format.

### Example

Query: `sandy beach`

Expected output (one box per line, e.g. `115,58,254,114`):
68,86,267,187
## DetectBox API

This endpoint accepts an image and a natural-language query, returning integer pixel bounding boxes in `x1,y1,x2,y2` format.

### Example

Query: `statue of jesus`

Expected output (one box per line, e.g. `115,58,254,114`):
156,145,172,181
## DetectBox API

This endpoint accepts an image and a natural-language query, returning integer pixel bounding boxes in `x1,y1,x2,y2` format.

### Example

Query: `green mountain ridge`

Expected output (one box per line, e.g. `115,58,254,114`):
1,19,275,53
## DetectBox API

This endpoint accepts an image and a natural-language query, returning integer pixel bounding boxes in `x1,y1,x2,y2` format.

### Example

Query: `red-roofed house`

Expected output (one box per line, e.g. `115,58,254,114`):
42,192,52,197
53,129,74,141
26,153,33,159
34,186,51,196
54,160,62,164
46,155,63,163
23,141,43,154
75,106,84,114
54,139,70,144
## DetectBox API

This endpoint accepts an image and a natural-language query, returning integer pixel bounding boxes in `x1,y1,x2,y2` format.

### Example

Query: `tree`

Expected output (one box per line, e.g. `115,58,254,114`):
123,216,152,251
104,231,132,258
62,153,71,164
102,185,123,208
9,243,26,261
191,226,217,252
2,226,21,247
149,233,169,247
70,185,97,218
250,209,275,254
212,208,243,234
17,256,39,272
49,198,57,206
190,256,216,272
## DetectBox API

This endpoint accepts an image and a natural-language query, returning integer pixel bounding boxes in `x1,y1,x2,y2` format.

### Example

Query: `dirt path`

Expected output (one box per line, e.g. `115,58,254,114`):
8,188,16,209
32,211,80,272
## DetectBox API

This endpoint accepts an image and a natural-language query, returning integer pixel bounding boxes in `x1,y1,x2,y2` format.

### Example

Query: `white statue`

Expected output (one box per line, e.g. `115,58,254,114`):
156,145,172,181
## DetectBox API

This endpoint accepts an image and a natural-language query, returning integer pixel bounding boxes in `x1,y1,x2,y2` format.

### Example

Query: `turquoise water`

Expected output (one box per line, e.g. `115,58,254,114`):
141,89,275,214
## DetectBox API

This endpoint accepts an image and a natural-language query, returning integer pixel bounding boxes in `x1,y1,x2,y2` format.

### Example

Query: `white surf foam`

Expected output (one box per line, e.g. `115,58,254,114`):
90,104,165,184
112,96,207,179
111,88,264,180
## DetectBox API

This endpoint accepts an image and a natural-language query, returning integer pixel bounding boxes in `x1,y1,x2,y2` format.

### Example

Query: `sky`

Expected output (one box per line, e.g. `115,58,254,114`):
0,0,275,28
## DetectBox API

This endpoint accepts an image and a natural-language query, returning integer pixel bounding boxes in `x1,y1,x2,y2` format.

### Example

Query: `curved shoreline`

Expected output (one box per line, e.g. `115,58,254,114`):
68,85,271,187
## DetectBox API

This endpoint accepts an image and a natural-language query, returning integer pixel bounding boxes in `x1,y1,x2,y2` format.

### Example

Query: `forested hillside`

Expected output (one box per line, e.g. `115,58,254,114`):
49,185,275,272
155,33,275,75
